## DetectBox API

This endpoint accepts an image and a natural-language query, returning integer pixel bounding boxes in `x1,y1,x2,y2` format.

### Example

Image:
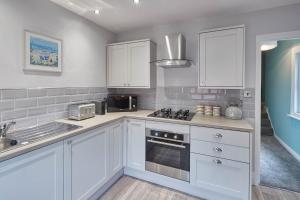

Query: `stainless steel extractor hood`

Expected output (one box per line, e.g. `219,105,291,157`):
155,33,191,68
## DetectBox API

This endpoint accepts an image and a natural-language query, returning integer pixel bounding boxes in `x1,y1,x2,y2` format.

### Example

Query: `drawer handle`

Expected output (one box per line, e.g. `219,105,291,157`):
213,159,222,165
214,147,223,152
215,133,223,138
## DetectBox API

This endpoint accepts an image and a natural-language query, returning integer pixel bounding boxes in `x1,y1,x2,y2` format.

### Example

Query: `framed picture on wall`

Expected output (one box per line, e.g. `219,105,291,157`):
24,31,62,72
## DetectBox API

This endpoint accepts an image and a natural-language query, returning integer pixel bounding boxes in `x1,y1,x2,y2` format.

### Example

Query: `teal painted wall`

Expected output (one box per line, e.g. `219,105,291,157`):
264,39,300,155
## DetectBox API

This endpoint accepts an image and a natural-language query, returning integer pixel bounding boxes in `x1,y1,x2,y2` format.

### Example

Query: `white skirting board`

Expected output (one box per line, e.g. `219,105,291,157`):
266,108,300,162
274,134,300,162
124,167,240,200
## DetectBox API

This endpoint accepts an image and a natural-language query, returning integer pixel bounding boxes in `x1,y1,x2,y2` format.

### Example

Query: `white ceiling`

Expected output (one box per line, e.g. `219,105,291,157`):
51,0,300,33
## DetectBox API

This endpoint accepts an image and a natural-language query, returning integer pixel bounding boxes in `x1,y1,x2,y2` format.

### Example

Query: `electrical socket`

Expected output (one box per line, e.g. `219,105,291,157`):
244,90,252,98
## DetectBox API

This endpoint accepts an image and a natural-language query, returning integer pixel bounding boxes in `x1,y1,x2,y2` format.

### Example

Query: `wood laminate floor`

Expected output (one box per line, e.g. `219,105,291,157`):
99,176,300,200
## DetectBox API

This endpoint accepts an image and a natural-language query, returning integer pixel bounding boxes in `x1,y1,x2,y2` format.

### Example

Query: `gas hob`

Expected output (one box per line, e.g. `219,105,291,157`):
148,108,195,121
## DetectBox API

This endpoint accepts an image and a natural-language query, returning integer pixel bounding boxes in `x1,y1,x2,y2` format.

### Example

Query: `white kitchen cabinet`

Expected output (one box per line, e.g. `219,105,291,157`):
107,44,128,87
109,122,123,177
0,142,64,200
190,126,251,200
199,26,245,89
64,127,110,200
107,39,156,88
126,119,146,171
190,153,249,200
191,126,250,148
191,140,250,163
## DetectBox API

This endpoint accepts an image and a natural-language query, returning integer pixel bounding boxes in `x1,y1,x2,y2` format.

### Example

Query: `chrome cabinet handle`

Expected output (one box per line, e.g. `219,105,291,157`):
147,139,186,149
213,159,222,165
129,96,132,110
215,133,223,138
67,140,72,145
214,147,223,152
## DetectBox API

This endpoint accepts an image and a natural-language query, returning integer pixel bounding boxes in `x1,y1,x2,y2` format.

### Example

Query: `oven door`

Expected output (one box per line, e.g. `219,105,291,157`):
146,137,190,182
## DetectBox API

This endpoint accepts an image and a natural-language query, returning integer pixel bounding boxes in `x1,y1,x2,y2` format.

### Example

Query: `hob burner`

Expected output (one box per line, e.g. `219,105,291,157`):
148,108,195,121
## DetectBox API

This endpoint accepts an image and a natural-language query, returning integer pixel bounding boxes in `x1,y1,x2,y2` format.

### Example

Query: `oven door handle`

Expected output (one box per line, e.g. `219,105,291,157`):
147,139,186,149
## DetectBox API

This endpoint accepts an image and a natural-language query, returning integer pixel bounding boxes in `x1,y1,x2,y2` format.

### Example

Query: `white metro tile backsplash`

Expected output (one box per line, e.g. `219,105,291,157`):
0,87,108,131
110,87,255,119
0,86,255,131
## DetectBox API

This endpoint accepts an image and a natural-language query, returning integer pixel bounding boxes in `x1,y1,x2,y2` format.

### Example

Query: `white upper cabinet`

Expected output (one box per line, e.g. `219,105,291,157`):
128,42,150,87
107,39,156,88
107,44,128,87
199,26,245,89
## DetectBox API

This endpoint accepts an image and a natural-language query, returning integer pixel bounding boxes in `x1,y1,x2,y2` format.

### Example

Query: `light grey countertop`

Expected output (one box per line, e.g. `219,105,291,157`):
0,110,253,162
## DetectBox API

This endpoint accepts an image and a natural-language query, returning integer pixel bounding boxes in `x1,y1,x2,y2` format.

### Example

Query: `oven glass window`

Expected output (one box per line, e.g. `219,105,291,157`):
146,138,190,171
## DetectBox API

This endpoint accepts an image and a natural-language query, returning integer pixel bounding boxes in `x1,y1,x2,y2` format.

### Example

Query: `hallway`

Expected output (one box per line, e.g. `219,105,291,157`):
260,135,300,193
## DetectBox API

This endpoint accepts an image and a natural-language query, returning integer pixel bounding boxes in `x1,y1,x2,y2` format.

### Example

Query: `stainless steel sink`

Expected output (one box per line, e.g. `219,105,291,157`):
0,122,82,153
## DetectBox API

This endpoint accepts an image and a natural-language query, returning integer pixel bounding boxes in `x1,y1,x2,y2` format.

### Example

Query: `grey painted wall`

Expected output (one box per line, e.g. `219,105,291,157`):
0,0,116,89
116,4,300,88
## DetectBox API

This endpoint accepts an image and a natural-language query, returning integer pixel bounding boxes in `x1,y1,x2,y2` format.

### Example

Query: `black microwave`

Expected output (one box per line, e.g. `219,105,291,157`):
107,94,138,112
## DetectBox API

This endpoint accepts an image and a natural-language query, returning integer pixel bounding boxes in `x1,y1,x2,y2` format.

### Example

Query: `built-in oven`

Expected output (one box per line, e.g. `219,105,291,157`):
145,129,190,182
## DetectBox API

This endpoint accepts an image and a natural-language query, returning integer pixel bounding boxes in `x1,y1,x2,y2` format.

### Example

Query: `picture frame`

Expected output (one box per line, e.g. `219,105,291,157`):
24,31,62,73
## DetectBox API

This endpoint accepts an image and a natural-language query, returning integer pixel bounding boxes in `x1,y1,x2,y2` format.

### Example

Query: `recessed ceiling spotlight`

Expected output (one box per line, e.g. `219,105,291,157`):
94,9,100,15
133,0,140,5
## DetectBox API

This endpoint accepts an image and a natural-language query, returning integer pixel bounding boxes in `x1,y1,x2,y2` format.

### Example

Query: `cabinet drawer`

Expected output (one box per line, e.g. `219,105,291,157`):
146,121,189,134
191,140,249,163
191,126,249,148
190,153,249,200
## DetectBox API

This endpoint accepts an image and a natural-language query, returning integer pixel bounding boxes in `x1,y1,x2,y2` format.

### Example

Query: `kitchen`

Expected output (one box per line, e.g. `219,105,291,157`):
0,0,300,200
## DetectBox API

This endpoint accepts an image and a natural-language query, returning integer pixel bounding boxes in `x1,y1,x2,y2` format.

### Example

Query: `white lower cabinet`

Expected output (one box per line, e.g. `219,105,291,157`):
190,153,249,200
109,122,123,177
64,121,124,200
126,119,145,171
0,142,64,200
64,127,110,200
0,119,252,200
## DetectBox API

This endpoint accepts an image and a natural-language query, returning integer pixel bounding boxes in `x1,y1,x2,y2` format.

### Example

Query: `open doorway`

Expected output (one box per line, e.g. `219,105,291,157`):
260,39,300,193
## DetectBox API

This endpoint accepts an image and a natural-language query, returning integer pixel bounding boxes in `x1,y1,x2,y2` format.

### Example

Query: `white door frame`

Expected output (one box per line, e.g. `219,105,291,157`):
254,30,300,185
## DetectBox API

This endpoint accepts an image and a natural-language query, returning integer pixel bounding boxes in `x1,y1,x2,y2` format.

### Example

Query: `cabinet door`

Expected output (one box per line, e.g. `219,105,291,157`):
127,119,145,171
64,128,109,200
0,142,64,200
190,153,249,200
109,122,123,176
199,27,244,88
127,41,150,87
107,44,128,87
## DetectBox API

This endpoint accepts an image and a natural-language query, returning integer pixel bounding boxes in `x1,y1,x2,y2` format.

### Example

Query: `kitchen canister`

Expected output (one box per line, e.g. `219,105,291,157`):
204,105,213,116
213,106,221,117
225,104,243,120
196,105,205,115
